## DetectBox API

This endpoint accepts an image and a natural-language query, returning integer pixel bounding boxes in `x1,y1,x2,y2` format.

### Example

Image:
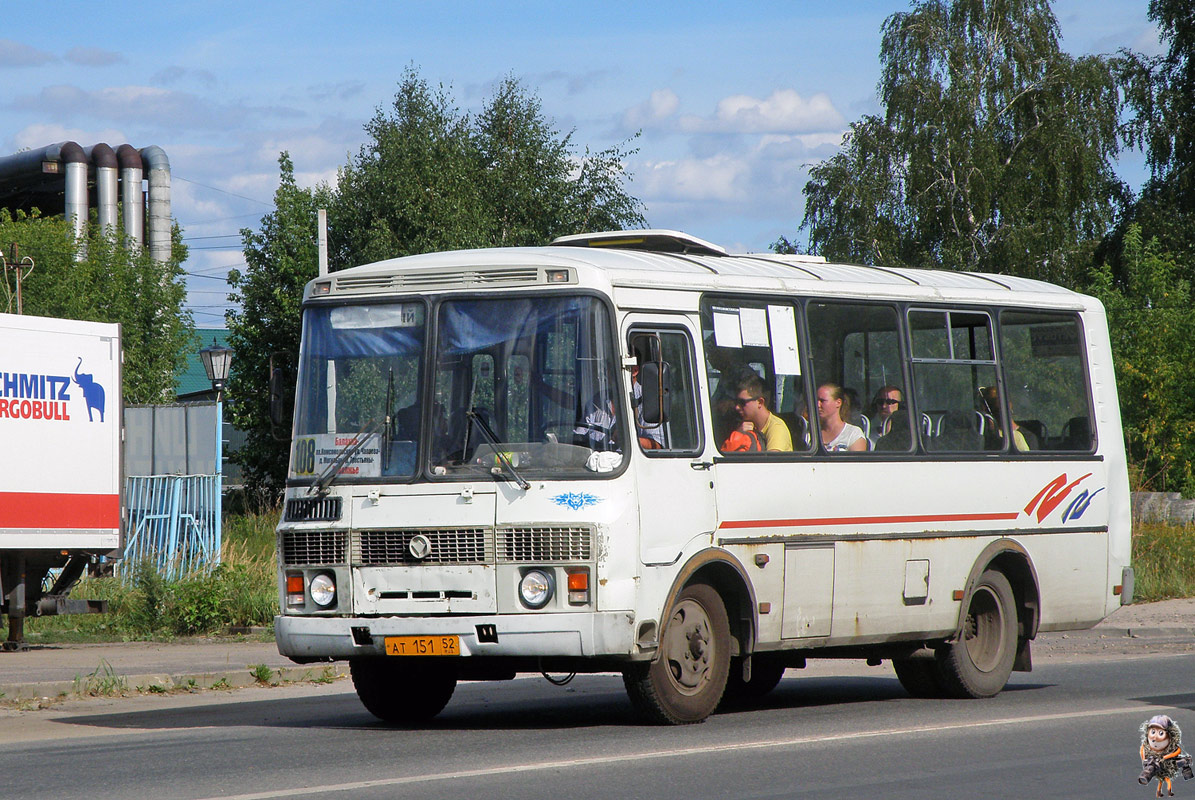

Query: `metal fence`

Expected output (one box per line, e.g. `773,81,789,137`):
121,402,223,576
122,475,222,578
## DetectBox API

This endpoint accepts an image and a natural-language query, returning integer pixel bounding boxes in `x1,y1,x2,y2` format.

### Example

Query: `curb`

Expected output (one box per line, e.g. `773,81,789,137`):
0,664,348,704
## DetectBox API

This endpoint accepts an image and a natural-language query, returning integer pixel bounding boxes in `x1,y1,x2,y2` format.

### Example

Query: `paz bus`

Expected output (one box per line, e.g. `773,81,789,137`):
273,230,1132,725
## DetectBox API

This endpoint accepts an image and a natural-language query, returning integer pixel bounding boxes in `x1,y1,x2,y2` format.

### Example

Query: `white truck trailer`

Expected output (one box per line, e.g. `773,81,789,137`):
0,312,121,647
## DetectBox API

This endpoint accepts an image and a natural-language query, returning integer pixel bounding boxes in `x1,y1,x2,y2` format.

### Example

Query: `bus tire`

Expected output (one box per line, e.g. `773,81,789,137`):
892,657,945,698
350,657,457,724
935,569,1017,698
719,656,786,709
623,582,731,724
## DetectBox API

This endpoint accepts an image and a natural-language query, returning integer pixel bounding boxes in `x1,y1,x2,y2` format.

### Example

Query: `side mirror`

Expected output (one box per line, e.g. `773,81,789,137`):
637,361,671,424
268,352,296,441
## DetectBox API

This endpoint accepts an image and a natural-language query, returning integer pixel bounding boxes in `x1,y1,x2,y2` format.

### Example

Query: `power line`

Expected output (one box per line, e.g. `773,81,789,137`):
174,174,273,207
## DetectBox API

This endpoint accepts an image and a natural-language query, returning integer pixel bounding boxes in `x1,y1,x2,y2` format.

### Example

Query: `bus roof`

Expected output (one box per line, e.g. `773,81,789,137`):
310,230,1089,307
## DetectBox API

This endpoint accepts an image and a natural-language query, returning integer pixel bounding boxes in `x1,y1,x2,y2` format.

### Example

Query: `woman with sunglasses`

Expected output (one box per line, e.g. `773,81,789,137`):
868,385,904,447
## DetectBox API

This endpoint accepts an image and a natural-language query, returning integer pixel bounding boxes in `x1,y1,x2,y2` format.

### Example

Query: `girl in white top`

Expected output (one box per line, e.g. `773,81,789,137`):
817,382,868,452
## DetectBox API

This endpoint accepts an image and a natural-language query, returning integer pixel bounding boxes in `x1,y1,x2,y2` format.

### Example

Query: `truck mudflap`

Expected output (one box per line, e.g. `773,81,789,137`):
275,610,637,661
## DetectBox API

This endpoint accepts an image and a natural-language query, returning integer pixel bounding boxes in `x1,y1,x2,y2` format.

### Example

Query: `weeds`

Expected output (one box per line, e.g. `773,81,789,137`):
16,511,280,643
74,660,127,697
1132,521,1195,601
249,664,275,685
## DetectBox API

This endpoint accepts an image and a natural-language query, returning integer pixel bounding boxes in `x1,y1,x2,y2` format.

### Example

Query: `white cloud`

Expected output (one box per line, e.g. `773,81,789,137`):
638,154,750,202
622,89,680,128
680,89,845,134
0,38,54,68
65,46,124,67
9,123,128,152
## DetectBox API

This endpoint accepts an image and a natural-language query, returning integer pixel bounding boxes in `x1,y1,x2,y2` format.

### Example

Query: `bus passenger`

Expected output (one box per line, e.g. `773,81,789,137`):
979,386,1029,452
732,373,792,452
818,382,868,452
868,385,904,446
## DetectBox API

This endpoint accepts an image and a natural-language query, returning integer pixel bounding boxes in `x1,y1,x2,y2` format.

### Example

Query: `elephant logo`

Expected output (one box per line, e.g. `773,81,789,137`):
73,357,106,422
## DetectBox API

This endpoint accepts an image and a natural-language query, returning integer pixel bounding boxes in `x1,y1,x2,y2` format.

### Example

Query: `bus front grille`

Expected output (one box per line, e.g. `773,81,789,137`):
284,496,343,522
355,528,493,565
498,526,592,563
280,530,348,565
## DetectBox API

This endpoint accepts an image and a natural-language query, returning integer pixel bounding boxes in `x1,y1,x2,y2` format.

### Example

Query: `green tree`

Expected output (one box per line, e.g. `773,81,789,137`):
1117,0,1195,264
226,153,332,497
232,70,646,494
1088,224,1195,495
328,69,644,269
0,208,192,403
798,0,1124,284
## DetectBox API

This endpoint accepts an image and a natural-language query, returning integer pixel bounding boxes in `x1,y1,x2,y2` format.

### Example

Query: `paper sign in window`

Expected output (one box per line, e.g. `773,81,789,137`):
768,305,801,375
740,308,770,347
712,311,742,349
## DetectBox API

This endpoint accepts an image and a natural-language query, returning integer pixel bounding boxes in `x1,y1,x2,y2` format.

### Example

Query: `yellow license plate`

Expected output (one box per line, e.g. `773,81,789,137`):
384,635,460,656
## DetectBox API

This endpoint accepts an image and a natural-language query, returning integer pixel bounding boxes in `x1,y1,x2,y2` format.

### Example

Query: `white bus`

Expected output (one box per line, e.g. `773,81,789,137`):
274,230,1132,725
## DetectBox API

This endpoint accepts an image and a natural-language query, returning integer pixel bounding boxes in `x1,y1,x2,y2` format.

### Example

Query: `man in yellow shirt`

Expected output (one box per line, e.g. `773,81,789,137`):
733,374,792,452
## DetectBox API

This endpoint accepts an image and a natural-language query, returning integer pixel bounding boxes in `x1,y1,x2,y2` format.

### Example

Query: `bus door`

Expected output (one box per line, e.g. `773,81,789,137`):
625,319,717,565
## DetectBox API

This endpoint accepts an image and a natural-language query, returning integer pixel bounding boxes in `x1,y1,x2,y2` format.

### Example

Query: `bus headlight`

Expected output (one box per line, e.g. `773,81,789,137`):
309,572,336,607
519,569,554,609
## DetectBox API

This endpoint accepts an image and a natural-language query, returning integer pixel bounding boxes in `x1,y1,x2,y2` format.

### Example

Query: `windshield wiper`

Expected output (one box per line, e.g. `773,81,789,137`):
381,368,394,473
309,419,381,496
465,410,530,491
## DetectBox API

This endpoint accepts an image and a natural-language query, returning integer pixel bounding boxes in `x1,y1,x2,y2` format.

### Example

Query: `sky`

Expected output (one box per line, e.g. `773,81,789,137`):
1,1,1165,329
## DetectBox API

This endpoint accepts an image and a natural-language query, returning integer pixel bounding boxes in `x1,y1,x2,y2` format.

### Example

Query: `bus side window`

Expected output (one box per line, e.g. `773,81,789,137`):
700,299,810,454
808,301,909,453
908,309,997,454
999,311,1094,452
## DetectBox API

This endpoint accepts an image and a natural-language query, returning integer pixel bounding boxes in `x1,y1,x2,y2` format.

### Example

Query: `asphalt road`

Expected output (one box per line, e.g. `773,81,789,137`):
2,651,1192,800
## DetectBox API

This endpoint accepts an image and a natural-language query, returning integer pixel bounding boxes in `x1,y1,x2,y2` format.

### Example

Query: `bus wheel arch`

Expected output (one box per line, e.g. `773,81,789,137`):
962,540,1041,653
933,541,1040,698
624,549,755,724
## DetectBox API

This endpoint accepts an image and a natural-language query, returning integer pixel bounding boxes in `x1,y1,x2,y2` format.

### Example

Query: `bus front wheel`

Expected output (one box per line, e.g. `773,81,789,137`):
623,582,731,724
350,657,457,724
936,569,1018,698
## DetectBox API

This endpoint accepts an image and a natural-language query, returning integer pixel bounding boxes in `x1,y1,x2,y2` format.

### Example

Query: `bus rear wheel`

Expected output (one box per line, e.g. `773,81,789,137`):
892,656,945,698
935,569,1018,698
350,657,457,724
623,582,731,724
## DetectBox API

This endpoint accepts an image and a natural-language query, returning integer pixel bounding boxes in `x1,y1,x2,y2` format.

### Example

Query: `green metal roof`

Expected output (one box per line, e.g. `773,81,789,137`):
176,328,231,398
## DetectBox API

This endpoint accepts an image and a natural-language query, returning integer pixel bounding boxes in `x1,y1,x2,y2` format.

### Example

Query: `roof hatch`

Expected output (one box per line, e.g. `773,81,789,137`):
550,229,727,257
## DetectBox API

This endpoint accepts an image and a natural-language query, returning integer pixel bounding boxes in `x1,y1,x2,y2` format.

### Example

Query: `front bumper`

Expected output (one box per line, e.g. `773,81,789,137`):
275,610,637,661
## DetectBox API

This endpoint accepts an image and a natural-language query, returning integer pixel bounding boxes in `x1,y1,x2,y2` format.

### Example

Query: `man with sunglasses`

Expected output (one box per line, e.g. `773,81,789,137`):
732,373,792,452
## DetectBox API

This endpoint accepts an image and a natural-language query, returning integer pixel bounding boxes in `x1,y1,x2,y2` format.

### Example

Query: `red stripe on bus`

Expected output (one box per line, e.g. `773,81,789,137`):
0,492,120,529
719,511,1020,530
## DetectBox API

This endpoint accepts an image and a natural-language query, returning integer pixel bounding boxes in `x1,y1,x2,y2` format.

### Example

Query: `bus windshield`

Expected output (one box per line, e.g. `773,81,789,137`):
428,295,621,479
292,294,622,484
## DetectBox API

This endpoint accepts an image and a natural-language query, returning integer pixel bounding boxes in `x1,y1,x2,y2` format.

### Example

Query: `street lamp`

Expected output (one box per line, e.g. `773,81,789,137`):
199,339,233,401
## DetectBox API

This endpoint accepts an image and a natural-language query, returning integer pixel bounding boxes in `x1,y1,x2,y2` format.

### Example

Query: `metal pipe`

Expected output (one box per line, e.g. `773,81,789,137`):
116,144,143,248
90,143,118,237
140,145,171,263
60,141,89,259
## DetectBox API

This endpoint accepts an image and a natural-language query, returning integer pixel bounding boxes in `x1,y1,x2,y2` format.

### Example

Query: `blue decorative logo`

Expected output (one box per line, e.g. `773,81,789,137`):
73,357,106,422
551,492,601,511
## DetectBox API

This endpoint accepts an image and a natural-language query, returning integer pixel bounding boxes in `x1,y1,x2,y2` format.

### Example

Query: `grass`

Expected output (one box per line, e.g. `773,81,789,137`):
1131,521,1195,602
5,510,280,644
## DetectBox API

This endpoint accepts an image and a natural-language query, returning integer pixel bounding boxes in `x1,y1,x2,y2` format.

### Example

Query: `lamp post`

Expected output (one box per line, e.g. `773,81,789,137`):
198,339,232,402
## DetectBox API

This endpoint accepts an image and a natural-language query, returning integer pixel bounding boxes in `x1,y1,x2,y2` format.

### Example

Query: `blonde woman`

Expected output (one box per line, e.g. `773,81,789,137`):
817,383,867,452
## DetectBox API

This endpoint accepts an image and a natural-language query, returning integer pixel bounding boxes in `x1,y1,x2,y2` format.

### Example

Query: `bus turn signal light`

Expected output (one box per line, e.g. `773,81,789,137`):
567,569,589,605
286,573,305,607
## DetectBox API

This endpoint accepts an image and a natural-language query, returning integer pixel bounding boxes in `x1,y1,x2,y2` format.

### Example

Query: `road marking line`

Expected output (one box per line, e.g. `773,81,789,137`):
198,703,1156,799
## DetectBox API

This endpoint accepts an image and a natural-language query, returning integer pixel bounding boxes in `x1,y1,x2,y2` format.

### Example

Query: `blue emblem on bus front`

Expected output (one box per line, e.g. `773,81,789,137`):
551,492,601,511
